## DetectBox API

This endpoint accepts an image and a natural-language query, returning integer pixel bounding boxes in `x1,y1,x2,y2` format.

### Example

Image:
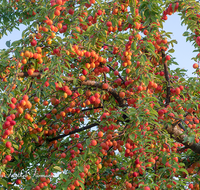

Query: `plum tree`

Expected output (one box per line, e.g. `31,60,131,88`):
1,0,200,189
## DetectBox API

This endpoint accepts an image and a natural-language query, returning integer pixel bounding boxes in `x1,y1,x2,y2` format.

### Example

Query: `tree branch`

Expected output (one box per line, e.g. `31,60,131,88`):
166,124,200,154
62,76,126,107
162,51,171,107
16,72,126,107
81,106,103,112
47,123,99,142
107,64,125,84
17,72,42,77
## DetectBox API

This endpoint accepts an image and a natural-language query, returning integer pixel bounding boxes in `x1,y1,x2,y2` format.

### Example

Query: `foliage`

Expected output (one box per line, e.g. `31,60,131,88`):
1,0,200,189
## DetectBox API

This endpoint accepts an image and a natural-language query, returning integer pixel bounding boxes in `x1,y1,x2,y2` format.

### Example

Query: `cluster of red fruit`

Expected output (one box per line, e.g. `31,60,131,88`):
162,2,179,20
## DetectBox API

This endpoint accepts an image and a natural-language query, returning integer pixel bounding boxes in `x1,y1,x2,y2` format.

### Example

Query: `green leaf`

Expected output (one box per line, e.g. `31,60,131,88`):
86,139,90,147
12,144,18,150
53,166,62,172
0,178,8,188
179,168,189,176
13,187,20,190
131,41,137,50
6,40,10,48
170,39,178,44
79,181,85,190
73,78,77,86
2,0,7,6
0,144,4,151
142,75,148,86
183,31,189,36
12,40,21,47
129,134,135,141
96,0,101,7
27,145,32,154
78,89,83,95
168,49,175,53
188,136,195,143
127,16,134,25
62,180,71,188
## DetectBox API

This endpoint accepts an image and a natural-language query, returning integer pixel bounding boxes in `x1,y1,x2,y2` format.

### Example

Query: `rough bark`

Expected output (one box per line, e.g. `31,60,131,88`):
166,124,200,154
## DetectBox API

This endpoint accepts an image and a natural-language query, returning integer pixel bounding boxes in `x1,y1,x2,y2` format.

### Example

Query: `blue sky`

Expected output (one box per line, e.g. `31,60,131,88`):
0,13,197,77
163,12,196,77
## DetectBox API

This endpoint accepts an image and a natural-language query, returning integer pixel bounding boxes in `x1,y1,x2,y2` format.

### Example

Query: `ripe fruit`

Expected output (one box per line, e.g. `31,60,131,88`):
160,71,164,76
61,153,66,158
31,39,37,46
193,63,199,69
102,83,108,89
91,139,97,146
165,55,171,61
28,69,34,76
104,67,110,72
82,69,88,75
85,51,91,57
114,70,119,75
106,21,112,27
86,90,91,97
79,172,85,178
179,85,184,90
189,184,194,189
119,91,125,98
68,9,74,15
97,164,102,169
11,97,17,104
56,0,62,5
97,10,102,15
5,155,12,161
54,10,60,16
24,51,30,58
98,131,103,138
175,87,180,95
23,95,29,101
80,75,86,81
16,179,21,185
133,172,138,177
89,96,96,103
36,47,42,53
21,58,27,64
34,97,40,103
6,141,12,149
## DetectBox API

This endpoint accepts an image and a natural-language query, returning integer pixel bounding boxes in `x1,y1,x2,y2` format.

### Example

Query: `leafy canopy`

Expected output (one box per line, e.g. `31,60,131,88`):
1,0,200,190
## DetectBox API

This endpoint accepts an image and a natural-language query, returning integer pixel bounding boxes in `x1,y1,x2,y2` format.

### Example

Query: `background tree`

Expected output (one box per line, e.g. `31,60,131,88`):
1,0,200,189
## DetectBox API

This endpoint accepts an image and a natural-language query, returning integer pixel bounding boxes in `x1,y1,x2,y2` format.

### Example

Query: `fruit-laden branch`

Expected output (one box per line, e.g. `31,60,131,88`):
162,51,171,107
168,115,187,131
107,64,125,84
17,72,42,77
47,122,99,142
178,123,186,131
166,124,200,154
18,72,198,154
16,72,126,107
81,106,103,112
61,76,126,106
